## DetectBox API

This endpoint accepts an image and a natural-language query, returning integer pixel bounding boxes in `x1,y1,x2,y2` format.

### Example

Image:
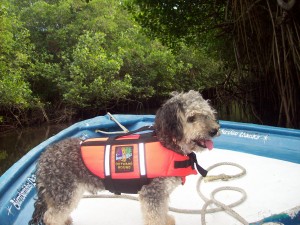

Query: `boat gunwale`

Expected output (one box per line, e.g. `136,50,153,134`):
1,116,299,196
0,115,299,225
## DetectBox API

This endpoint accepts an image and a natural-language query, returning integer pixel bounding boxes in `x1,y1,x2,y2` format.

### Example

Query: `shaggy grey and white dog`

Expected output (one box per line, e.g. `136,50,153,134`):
30,90,220,225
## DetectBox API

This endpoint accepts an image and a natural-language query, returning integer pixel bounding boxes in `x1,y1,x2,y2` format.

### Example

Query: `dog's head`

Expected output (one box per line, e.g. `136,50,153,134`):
155,90,220,155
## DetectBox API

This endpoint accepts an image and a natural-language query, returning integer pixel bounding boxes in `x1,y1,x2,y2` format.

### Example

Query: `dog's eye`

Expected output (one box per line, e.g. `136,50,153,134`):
187,116,196,123
201,115,210,120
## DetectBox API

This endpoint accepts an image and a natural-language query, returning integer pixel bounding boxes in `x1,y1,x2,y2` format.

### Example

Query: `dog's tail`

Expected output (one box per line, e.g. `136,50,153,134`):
29,185,47,225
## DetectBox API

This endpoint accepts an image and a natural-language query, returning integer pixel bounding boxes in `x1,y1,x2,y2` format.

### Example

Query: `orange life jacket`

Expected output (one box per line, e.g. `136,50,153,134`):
80,130,206,194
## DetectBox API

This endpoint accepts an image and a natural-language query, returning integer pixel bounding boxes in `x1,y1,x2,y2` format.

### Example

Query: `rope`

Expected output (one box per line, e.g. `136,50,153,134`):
200,163,248,224
83,162,249,225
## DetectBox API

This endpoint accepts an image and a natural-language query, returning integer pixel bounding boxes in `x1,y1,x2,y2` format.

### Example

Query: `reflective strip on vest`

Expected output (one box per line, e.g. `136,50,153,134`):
138,143,146,176
104,145,111,176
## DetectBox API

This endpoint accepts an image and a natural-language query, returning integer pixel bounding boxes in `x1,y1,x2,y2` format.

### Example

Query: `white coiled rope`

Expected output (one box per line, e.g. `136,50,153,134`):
83,162,248,225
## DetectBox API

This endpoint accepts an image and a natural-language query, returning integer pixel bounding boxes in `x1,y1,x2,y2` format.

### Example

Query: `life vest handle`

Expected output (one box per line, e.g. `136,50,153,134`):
113,125,155,140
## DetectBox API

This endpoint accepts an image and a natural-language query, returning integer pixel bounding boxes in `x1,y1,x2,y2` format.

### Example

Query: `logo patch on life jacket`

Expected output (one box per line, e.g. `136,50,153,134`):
115,146,134,173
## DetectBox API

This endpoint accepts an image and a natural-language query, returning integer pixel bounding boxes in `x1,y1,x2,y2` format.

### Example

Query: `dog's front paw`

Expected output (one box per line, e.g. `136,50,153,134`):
167,214,175,225
65,217,73,225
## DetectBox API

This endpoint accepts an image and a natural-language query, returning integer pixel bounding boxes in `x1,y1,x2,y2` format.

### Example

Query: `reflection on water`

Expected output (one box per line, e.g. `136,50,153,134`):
215,100,260,125
0,124,70,175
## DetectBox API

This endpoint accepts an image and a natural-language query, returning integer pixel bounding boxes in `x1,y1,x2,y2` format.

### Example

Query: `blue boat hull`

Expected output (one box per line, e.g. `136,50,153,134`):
0,114,299,225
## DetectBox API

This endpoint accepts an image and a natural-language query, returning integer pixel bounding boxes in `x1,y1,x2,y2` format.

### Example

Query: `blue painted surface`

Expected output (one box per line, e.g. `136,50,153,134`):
216,121,300,164
250,206,300,225
0,114,299,225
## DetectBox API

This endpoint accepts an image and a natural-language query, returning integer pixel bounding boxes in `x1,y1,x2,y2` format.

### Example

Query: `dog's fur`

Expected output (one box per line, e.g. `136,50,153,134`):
30,90,220,225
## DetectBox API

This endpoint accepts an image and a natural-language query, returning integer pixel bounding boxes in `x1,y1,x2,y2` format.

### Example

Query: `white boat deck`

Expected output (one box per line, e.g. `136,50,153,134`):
71,149,300,225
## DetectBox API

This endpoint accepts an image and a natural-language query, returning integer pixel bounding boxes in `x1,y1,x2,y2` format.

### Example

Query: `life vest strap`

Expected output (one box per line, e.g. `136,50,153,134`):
103,177,151,194
174,153,208,177
114,125,155,139
174,159,193,169
188,152,208,177
81,134,158,146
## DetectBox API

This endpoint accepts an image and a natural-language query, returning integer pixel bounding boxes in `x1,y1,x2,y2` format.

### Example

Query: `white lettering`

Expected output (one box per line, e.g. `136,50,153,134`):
220,129,239,136
239,132,261,140
221,129,268,141
27,174,36,186
9,174,36,211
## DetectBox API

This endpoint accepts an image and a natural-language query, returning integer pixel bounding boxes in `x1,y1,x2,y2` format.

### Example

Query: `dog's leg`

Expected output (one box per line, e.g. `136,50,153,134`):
43,184,85,225
43,207,72,225
139,177,181,225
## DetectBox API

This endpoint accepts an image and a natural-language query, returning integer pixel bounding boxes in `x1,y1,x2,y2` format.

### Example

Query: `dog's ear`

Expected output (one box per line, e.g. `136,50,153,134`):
170,91,179,97
155,100,184,143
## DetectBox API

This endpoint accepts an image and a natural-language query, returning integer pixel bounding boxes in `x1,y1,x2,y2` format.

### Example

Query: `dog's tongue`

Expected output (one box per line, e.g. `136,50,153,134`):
205,140,214,150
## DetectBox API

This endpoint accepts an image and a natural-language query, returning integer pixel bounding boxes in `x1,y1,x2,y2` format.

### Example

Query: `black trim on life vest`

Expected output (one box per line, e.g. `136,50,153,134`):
174,153,208,177
114,125,155,139
174,158,193,169
103,178,151,194
81,134,158,146
188,152,208,177
103,176,118,194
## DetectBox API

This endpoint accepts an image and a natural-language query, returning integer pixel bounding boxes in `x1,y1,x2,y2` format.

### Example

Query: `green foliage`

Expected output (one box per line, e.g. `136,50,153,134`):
173,44,224,91
0,1,33,109
117,33,179,98
128,0,300,128
64,31,132,107
126,0,226,49
1,0,224,126
0,150,8,161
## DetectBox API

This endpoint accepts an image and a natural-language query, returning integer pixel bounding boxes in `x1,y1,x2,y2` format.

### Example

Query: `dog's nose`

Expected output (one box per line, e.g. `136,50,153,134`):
209,128,219,137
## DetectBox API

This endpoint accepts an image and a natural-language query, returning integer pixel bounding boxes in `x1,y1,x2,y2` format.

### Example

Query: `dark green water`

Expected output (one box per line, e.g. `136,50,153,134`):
0,124,70,175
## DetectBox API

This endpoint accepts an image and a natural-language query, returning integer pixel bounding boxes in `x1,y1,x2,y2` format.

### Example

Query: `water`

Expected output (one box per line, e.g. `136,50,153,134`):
216,100,260,125
0,124,70,175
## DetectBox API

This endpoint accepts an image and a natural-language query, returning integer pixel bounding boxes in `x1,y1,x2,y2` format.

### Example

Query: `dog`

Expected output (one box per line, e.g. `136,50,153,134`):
30,90,220,225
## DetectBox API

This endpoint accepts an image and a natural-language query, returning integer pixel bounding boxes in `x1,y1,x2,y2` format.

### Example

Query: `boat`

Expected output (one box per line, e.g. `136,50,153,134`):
0,114,299,225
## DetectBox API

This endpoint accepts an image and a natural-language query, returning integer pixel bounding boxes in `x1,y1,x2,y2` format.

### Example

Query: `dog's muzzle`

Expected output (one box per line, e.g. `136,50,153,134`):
193,139,214,150
209,128,219,137
193,127,220,150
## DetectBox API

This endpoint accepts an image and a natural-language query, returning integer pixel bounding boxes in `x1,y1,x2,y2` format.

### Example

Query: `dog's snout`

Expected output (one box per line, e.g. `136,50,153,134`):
209,128,219,137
